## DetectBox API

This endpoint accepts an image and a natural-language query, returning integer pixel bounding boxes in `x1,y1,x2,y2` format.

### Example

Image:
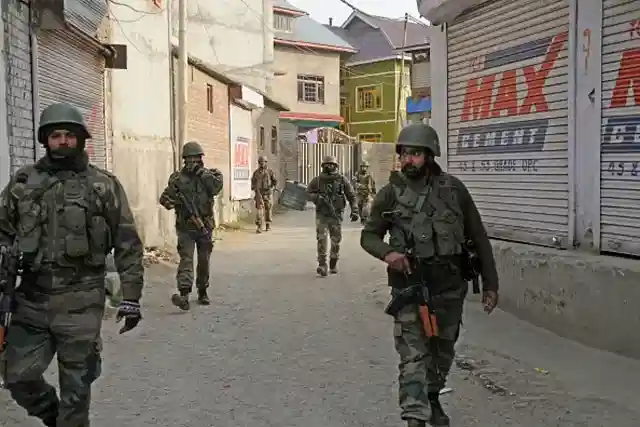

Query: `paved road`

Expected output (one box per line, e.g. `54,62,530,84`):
3,208,640,426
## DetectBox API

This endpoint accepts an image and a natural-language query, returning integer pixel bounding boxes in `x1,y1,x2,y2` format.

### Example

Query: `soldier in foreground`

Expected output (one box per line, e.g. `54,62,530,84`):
0,103,145,427
353,160,376,224
360,124,499,427
307,156,359,276
159,141,223,310
251,155,278,233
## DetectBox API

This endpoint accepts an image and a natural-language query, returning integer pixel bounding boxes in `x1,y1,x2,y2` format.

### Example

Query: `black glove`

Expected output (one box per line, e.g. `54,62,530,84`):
116,300,142,334
350,211,359,222
195,166,206,176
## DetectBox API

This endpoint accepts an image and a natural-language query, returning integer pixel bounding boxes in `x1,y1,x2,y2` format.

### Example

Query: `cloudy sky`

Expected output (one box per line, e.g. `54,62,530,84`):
288,0,423,26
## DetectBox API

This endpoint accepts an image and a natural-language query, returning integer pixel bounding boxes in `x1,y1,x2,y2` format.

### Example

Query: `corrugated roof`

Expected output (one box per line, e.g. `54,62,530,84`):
273,0,306,14
325,25,394,63
275,14,355,51
362,14,430,48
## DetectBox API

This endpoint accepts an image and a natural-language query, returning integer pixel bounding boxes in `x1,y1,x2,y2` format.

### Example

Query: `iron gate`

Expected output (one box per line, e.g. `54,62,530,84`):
298,142,355,185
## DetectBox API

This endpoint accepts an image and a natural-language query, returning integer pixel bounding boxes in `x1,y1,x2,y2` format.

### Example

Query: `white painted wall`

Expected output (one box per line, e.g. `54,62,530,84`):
170,0,274,93
107,0,176,250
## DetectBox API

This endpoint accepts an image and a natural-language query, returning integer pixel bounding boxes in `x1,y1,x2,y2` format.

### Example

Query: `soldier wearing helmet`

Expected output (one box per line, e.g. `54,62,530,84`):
306,155,359,276
352,160,376,224
159,141,223,309
251,155,277,233
0,103,145,426
360,123,499,427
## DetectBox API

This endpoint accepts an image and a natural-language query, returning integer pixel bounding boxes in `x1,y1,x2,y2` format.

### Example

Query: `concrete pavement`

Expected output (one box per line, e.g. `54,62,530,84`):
2,208,640,426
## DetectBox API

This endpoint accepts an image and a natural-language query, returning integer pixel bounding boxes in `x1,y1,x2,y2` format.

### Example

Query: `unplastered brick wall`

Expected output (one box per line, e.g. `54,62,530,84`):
5,0,36,172
186,66,231,224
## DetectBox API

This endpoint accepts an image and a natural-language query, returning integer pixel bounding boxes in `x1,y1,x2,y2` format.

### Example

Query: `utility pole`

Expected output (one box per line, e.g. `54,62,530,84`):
167,1,177,171
177,0,188,167
396,13,409,136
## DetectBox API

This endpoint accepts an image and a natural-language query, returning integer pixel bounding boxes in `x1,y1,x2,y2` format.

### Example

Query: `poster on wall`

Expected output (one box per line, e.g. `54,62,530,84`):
231,135,251,200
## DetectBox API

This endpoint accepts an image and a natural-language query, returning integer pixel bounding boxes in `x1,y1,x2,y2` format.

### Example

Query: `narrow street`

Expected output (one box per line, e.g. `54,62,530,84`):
3,208,640,427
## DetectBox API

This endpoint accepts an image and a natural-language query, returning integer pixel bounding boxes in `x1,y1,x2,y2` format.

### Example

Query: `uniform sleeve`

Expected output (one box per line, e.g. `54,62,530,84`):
306,177,320,203
360,185,395,260
457,179,499,291
250,170,258,192
270,169,278,189
342,176,357,210
0,180,18,247
202,168,223,197
106,176,145,302
370,175,377,195
159,173,178,210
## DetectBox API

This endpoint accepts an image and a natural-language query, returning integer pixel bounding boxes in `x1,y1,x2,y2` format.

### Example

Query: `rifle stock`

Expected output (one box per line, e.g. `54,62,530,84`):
176,192,210,240
0,243,21,356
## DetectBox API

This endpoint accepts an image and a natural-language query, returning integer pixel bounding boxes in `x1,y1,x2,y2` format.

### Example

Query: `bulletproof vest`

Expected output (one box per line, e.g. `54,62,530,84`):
173,172,214,223
389,174,465,259
355,172,373,195
11,166,114,272
254,168,272,192
318,173,346,212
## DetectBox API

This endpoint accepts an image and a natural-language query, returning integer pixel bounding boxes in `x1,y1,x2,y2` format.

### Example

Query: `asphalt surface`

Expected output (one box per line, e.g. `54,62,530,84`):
3,208,640,426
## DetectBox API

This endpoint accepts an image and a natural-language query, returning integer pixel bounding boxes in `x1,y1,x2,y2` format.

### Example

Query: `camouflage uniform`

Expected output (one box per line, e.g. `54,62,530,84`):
159,141,223,310
353,161,376,224
251,155,277,233
307,156,359,276
0,103,144,427
360,124,499,427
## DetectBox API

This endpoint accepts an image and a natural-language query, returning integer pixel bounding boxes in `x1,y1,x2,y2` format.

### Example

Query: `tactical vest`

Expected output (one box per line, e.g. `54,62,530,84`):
173,172,214,224
11,166,113,271
389,174,465,259
254,168,273,193
355,172,373,196
317,173,346,212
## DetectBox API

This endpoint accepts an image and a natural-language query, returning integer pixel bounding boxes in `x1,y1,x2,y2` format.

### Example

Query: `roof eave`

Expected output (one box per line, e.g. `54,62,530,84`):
274,38,357,54
273,6,307,17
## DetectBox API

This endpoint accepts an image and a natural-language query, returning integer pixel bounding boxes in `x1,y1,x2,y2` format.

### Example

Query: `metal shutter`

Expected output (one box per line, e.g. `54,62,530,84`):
412,60,431,89
447,0,570,248
600,0,640,256
37,29,107,169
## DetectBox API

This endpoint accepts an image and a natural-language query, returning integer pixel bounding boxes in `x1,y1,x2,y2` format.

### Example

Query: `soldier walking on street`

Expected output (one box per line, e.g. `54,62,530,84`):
251,155,277,233
0,102,145,427
307,156,359,276
353,160,376,224
360,124,500,427
159,141,223,310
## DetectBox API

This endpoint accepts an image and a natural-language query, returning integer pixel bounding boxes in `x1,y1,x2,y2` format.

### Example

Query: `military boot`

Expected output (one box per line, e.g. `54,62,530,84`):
171,291,190,311
256,224,262,234
329,258,338,274
265,222,271,231
197,290,211,305
406,419,426,427
316,259,328,277
428,392,450,426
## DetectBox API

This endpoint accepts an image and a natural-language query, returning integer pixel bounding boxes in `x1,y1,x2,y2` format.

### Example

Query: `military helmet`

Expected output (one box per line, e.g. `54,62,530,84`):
396,123,440,157
258,155,268,162
37,102,91,143
182,141,205,157
360,160,369,167
321,155,337,165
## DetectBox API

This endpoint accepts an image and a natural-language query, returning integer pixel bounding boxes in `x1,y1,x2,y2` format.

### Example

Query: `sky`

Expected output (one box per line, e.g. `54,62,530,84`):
288,0,424,26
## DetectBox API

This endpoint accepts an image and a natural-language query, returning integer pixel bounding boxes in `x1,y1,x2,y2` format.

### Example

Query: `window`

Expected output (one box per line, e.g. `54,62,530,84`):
273,13,293,32
357,133,383,143
356,85,382,112
271,126,278,154
206,84,213,113
297,75,325,104
258,126,265,150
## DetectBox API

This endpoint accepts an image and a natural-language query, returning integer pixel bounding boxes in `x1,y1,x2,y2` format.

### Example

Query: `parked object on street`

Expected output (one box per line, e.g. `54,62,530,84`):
279,181,309,211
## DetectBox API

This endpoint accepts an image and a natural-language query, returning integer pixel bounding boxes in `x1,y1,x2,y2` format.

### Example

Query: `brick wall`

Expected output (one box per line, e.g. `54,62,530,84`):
186,65,231,224
5,0,36,172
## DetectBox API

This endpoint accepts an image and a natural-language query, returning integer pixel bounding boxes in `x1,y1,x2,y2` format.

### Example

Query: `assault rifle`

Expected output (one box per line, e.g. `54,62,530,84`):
176,192,211,242
317,194,338,219
381,211,439,338
0,242,22,386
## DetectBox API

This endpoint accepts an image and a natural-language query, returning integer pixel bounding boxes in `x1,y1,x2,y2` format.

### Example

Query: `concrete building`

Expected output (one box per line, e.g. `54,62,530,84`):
418,0,640,359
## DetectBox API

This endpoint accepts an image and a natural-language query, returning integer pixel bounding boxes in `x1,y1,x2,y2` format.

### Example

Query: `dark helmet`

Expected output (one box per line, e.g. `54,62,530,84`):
321,155,337,165
396,123,440,157
182,141,205,157
258,155,268,162
37,103,91,144
360,160,369,168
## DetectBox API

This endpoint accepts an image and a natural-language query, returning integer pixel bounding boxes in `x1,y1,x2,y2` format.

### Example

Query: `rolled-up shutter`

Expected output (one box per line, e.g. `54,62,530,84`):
37,29,106,169
600,0,640,256
447,0,570,248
